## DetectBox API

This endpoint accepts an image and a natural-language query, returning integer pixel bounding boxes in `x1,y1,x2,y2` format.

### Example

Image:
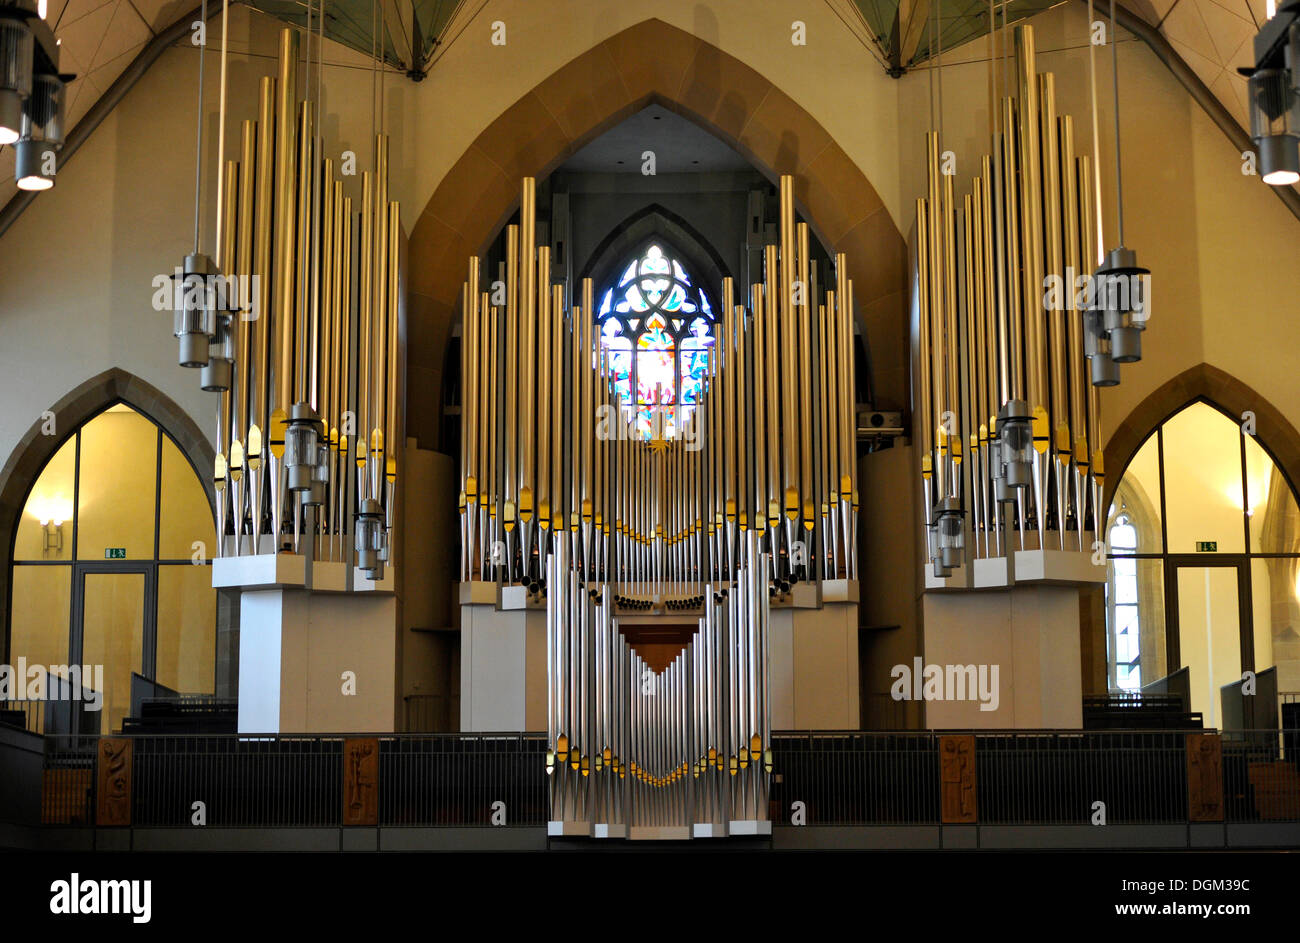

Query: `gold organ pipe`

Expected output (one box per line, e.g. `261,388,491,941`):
763,244,780,528
252,77,275,464
1041,73,1070,476
520,179,536,525
925,133,946,498
320,159,335,436
979,158,998,432
373,135,389,499
835,255,852,510
752,284,766,530
916,200,934,468
736,303,748,532
778,178,796,521
386,202,400,490
941,153,960,499
358,171,374,496
235,120,255,450
1077,154,1103,497
722,278,736,528
537,246,550,529
1015,26,1049,504
582,277,594,524
1060,118,1087,473
295,103,313,406
551,283,564,531
273,27,299,421
797,223,813,528
505,224,518,522
1001,97,1024,403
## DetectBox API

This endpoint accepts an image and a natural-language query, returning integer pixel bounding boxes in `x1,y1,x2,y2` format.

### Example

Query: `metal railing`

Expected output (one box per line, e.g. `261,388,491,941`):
771,732,940,824
977,731,1188,824
39,732,547,828
770,730,1299,827
34,728,1300,830
380,734,546,826
133,735,343,827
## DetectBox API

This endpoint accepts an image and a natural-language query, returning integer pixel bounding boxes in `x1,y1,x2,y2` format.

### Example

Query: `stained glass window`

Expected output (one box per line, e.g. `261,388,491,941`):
597,244,715,439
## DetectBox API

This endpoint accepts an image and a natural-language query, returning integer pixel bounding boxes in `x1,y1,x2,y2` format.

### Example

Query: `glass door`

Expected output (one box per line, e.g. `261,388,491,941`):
72,564,154,735
1169,560,1250,729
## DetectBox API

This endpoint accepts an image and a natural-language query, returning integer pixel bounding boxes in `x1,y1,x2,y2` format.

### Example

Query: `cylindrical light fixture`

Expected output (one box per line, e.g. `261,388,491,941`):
996,400,1033,489
1249,67,1300,186
308,443,329,507
355,496,384,574
0,16,33,146
175,252,216,368
200,312,234,391
935,496,965,570
284,402,322,493
1094,246,1150,363
14,71,62,190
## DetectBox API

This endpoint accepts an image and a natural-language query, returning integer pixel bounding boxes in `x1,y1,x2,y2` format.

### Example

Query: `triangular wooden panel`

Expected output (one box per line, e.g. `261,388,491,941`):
619,623,696,674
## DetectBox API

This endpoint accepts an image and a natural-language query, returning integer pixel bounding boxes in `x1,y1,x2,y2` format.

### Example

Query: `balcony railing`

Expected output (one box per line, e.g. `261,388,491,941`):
28,729,1300,830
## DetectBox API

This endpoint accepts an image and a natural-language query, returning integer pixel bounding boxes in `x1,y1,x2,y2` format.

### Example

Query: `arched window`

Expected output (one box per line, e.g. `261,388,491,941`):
7,403,216,735
1106,400,1300,726
597,243,715,439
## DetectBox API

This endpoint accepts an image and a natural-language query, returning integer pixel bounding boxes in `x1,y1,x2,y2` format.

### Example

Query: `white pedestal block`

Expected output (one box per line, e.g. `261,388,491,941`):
237,588,397,733
972,556,1011,588
352,566,396,593
727,819,772,836
924,562,972,590
213,553,306,590
1013,548,1106,584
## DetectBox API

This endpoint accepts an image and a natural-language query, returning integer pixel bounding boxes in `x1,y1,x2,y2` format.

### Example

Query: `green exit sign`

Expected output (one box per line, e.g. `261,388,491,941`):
1195,541,1218,552
104,548,126,559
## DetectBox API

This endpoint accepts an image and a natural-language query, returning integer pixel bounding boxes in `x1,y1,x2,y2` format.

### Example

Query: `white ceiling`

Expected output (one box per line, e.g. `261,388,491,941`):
1128,0,1266,130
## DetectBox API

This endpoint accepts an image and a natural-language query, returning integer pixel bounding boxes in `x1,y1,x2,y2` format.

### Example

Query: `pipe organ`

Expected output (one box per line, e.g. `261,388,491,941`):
915,24,1106,581
459,175,860,837
183,28,401,579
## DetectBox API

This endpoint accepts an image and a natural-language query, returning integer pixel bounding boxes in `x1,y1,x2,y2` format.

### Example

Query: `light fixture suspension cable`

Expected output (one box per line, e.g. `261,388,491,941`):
1086,0,1105,262
192,0,209,255
1110,0,1125,247
214,0,228,263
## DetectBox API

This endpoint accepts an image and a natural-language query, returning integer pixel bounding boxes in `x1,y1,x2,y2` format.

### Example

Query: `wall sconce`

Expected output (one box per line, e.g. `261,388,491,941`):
39,517,63,554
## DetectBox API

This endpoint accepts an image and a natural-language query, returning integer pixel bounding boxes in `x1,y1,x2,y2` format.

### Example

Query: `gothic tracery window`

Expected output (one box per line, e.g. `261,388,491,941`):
597,244,715,440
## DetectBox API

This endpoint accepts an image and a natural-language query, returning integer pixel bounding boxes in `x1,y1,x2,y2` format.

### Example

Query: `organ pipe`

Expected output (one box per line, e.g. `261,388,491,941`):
463,175,858,834
184,27,402,579
914,23,1108,577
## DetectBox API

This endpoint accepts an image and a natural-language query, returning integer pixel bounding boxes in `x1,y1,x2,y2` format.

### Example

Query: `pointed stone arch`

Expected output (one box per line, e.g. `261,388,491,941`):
1104,363,1300,513
578,202,733,301
407,17,906,450
0,368,214,659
